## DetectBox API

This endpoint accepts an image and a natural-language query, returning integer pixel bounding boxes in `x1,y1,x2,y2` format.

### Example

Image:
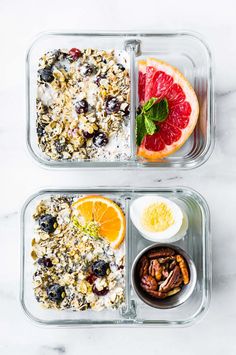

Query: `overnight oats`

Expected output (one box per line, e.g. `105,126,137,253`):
31,195,126,311
36,48,130,161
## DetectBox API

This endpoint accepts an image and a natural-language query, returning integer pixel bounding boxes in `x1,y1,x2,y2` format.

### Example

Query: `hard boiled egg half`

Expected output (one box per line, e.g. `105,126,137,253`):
130,195,188,242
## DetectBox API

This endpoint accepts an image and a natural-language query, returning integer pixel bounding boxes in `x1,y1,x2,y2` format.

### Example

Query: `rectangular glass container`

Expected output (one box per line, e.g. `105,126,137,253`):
20,187,211,327
26,31,214,169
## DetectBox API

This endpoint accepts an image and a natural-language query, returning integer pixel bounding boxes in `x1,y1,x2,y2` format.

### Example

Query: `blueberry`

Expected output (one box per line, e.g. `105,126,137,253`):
75,99,88,114
54,140,66,153
38,257,53,268
92,285,109,296
39,68,54,83
117,63,125,71
80,64,95,76
93,132,108,147
46,284,65,302
105,96,121,114
37,124,46,137
38,214,57,233
92,260,109,277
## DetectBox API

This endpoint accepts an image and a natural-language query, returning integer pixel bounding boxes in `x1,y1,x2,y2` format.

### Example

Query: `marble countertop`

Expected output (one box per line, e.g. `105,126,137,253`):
1,0,236,354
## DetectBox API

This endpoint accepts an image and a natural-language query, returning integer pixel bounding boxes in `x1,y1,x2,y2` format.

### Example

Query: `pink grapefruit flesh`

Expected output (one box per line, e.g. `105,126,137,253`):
137,58,199,160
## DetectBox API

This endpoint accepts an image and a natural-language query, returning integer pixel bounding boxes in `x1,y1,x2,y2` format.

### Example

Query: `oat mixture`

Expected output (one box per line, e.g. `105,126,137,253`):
31,196,125,311
36,48,130,161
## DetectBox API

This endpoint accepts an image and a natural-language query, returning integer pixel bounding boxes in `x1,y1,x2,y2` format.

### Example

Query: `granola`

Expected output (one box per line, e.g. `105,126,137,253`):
36,48,130,161
31,195,125,311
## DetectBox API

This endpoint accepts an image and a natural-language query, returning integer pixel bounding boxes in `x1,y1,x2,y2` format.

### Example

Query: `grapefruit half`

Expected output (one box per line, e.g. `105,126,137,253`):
137,58,199,160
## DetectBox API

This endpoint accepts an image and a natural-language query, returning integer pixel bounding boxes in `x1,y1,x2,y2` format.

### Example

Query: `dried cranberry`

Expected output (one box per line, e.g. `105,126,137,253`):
82,130,95,139
68,48,82,61
92,285,109,296
86,274,97,284
75,99,88,114
105,96,121,114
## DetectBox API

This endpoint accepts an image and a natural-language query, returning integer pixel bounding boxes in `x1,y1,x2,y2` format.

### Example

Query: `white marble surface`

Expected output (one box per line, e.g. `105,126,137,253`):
1,0,236,353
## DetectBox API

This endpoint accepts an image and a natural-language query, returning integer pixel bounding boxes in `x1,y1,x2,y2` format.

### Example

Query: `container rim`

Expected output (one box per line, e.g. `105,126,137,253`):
20,185,211,327
26,30,215,170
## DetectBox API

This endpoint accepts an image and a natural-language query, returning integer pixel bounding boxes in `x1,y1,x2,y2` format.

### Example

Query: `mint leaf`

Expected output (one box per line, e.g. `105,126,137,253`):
144,117,157,135
143,97,158,112
145,98,169,122
136,114,147,146
136,97,167,146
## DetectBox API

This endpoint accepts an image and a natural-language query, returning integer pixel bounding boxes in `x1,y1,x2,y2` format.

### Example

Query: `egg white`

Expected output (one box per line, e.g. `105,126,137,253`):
130,195,188,242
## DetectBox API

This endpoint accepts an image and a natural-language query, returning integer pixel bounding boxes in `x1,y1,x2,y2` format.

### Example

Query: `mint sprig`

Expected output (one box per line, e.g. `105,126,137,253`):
144,117,156,135
136,114,146,146
136,97,169,146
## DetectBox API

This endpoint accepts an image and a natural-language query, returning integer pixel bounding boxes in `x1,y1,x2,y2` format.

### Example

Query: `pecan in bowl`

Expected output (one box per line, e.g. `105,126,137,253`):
131,244,197,309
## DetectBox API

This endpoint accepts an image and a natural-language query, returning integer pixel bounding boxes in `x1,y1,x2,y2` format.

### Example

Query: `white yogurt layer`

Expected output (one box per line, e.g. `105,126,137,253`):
36,48,131,162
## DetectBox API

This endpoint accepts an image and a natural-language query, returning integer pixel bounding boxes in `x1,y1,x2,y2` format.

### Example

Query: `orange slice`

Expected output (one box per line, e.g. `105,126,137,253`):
72,195,126,249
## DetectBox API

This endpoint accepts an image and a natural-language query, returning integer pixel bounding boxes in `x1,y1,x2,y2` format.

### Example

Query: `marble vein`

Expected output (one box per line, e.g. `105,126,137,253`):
41,346,66,354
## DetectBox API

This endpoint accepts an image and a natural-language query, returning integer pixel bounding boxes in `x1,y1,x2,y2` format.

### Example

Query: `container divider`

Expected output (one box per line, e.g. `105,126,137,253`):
124,40,140,161
121,194,136,320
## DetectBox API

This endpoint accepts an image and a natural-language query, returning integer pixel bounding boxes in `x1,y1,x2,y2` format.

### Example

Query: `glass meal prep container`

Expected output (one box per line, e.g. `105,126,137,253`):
26,31,214,169
20,187,211,327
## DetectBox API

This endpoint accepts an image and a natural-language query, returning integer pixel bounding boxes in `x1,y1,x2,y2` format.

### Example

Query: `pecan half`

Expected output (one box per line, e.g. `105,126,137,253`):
138,256,149,278
176,255,189,285
159,265,181,292
162,268,169,279
166,287,181,297
158,256,175,264
149,259,162,281
169,259,177,270
147,247,175,259
146,289,168,299
140,275,158,291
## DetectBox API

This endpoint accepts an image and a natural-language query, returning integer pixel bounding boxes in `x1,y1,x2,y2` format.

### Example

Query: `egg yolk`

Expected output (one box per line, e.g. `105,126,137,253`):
142,202,174,232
